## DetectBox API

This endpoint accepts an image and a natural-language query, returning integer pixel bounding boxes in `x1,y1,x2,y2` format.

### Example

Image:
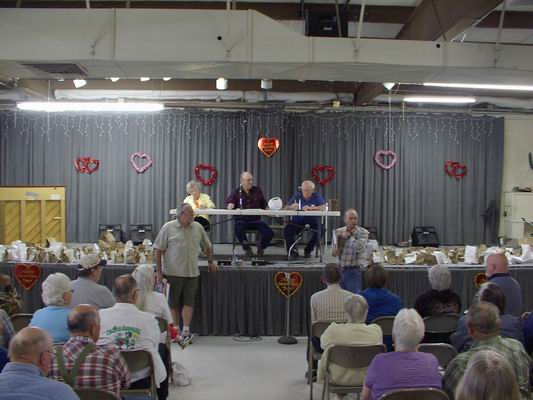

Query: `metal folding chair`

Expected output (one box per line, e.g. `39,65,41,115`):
418,343,458,370
380,388,449,400
308,321,333,400
10,313,33,332
423,314,460,343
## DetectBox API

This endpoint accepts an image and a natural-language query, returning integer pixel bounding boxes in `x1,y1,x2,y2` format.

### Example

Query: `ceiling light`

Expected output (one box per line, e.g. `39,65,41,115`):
423,82,533,91
261,79,272,90
17,101,164,112
216,77,228,90
383,82,395,91
162,77,171,81
109,77,120,83
140,77,150,82
73,79,87,88
403,96,476,104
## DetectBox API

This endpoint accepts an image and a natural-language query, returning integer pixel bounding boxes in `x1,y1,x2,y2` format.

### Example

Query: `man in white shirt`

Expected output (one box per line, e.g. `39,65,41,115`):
98,275,167,399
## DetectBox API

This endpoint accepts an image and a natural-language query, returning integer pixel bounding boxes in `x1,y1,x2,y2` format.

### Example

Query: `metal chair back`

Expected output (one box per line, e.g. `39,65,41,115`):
370,316,395,336
380,388,450,400
10,313,33,332
418,343,458,369
120,350,156,399
74,388,120,400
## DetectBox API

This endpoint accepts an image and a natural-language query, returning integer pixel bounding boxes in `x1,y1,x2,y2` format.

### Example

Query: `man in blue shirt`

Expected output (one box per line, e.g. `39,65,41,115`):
0,327,79,400
284,180,326,258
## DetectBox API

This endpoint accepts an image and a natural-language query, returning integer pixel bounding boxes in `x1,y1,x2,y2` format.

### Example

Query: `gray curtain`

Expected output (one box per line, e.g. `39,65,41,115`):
0,110,503,245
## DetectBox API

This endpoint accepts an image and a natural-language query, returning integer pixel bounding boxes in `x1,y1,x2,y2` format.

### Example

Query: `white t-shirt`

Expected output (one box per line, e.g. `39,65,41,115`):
140,292,172,343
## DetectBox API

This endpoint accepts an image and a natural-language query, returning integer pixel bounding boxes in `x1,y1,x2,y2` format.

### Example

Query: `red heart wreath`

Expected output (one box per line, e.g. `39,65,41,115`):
74,156,100,174
194,164,218,185
444,161,467,180
274,271,303,298
312,165,335,186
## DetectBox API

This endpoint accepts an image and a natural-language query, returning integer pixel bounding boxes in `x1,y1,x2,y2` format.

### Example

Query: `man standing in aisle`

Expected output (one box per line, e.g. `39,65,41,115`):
154,203,217,347
332,209,369,294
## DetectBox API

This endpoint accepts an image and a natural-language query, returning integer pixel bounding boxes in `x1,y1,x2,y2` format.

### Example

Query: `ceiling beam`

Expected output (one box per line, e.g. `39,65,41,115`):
355,0,503,106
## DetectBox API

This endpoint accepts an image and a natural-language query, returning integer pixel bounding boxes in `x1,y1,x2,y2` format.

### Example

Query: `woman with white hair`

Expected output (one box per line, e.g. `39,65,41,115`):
183,180,215,231
318,295,382,389
30,273,72,343
455,350,521,400
413,264,461,317
361,309,442,400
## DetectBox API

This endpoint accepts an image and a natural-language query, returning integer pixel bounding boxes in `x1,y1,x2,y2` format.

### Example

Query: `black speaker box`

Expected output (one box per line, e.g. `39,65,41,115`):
305,10,349,37
363,227,379,242
411,226,440,247
98,224,122,242
129,224,153,245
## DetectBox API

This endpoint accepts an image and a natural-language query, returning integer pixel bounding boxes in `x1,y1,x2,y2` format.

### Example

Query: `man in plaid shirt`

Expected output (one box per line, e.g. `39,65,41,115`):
443,302,532,400
0,309,14,349
49,304,130,397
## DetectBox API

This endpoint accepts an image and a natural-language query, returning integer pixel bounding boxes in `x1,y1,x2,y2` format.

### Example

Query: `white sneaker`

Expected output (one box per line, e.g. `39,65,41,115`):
178,332,194,349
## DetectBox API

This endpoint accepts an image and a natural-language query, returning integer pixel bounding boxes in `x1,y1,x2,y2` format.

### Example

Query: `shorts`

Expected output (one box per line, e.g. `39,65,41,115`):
164,275,200,308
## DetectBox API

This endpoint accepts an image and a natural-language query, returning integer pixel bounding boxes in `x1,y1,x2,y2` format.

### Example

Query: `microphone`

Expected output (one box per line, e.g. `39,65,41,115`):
297,186,302,191
239,184,244,208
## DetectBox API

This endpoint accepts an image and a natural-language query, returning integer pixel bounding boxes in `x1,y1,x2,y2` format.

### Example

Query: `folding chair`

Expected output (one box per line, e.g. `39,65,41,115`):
321,344,386,400
10,313,33,332
380,388,449,400
370,316,395,351
120,350,157,399
74,388,120,400
308,321,333,400
423,314,460,344
156,317,173,383
418,343,458,370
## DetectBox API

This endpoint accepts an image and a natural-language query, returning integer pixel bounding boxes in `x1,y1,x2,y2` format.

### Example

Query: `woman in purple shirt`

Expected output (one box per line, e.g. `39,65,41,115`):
361,308,442,400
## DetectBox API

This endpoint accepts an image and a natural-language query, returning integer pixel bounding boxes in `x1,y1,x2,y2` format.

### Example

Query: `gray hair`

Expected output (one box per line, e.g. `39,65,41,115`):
41,273,71,307
186,180,201,194
8,327,50,360
456,350,521,400
343,295,368,323
466,302,500,335
178,203,193,216
392,308,425,351
428,264,452,291
112,274,138,303
301,180,315,190
132,264,155,311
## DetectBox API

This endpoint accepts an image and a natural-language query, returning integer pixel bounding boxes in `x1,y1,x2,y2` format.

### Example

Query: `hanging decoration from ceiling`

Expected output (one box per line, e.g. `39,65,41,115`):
312,165,335,186
194,163,218,185
257,137,280,158
130,152,153,173
374,150,398,170
274,271,303,298
445,161,467,180
74,156,100,174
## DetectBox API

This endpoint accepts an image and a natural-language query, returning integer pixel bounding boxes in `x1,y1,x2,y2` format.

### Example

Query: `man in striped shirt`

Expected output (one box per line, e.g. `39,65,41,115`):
49,304,130,397
310,264,353,323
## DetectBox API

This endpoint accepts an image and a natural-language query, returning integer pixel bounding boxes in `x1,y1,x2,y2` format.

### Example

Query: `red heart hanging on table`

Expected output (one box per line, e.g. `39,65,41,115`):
444,161,467,180
374,150,397,170
74,156,100,174
130,152,153,173
194,164,218,185
274,271,303,298
257,137,280,158
15,263,42,291
312,165,335,186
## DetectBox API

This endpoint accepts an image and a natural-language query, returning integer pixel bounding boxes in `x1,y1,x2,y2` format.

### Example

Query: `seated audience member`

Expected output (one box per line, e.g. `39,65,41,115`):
455,350,521,400
361,263,403,324
98,275,167,400
0,327,78,400
443,302,530,399
413,264,461,317
0,275,22,316
183,180,216,231
318,295,382,388
0,309,14,349
361,309,442,400
30,273,72,343
71,255,115,310
0,347,7,372
49,305,130,397
451,283,524,352
485,252,523,316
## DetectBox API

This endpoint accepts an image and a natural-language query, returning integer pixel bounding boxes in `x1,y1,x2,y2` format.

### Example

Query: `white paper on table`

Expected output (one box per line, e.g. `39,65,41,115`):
521,244,533,262
404,253,417,264
434,251,445,264
464,246,478,264
509,255,524,264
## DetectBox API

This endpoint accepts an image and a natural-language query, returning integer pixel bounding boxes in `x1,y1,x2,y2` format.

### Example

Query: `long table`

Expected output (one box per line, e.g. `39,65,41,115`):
3,261,533,336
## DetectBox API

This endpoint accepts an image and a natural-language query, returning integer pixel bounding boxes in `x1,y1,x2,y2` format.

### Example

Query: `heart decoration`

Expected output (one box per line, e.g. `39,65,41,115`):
14,263,42,291
74,156,100,174
312,165,335,186
194,164,218,186
130,152,153,173
374,150,398,170
274,271,303,298
444,161,467,180
257,137,280,158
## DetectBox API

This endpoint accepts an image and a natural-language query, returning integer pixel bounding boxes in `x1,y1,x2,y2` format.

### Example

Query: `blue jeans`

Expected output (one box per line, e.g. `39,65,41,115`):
234,219,274,249
340,268,361,294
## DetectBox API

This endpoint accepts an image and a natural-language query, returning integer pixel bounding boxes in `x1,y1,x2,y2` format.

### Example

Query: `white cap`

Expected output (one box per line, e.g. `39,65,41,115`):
268,197,283,211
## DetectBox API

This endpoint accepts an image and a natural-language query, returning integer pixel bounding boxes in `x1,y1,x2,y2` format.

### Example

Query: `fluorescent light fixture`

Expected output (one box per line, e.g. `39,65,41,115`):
73,79,87,88
403,96,476,104
261,79,272,90
216,77,228,90
383,82,395,91
162,77,171,81
109,77,120,83
424,82,533,91
17,101,164,112
140,77,150,82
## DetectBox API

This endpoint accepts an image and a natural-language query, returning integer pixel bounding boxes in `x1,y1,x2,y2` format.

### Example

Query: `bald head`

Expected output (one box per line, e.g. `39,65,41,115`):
486,252,509,277
113,275,138,304
8,327,54,374
240,171,253,192
68,304,100,341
